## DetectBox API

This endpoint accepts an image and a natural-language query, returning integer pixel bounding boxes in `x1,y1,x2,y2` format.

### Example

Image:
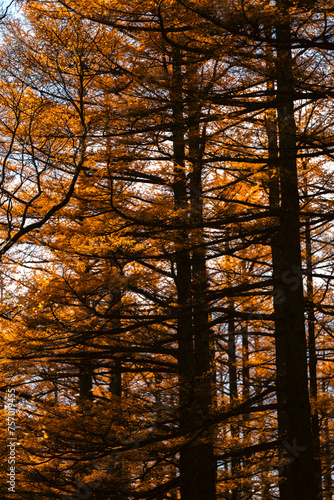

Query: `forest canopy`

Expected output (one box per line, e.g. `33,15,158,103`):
0,1,334,499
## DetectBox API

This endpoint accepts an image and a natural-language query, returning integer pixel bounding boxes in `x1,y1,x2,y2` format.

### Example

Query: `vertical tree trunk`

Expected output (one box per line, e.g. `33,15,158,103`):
227,300,239,500
323,383,332,500
304,189,322,496
170,48,199,500
79,360,93,401
187,59,217,500
110,358,122,397
241,323,252,498
107,147,123,401
265,47,286,499
272,2,319,498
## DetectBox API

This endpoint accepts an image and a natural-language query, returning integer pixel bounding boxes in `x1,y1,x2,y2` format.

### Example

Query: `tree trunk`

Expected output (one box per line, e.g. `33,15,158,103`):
227,299,239,500
170,48,199,500
188,59,217,500
323,381,332,500
79,360,93,401
272,3,319,497
241,323,252,498
304,188,322,496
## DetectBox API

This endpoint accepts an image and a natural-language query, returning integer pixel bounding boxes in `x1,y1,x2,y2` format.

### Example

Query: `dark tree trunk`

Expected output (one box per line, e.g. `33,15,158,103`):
227,300,239,500
241,323,252,498
171,50,217,500
188,60,217,500
171,48,199,500
272,3,319,498
323,384,332,500
79,360,93,401
305,194,322,496
110,358,122,397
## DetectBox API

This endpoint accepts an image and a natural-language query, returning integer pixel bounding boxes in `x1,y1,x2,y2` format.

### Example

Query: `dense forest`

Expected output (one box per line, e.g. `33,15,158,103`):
0,0,334,499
